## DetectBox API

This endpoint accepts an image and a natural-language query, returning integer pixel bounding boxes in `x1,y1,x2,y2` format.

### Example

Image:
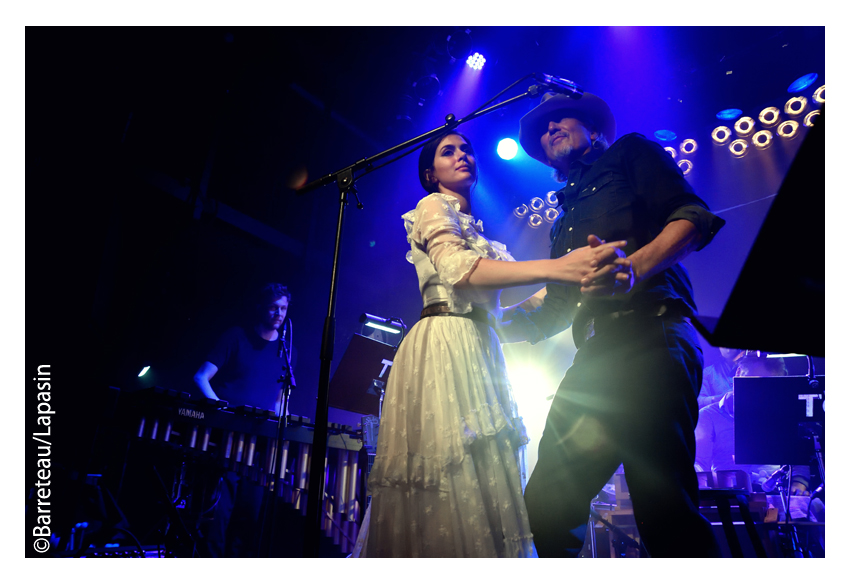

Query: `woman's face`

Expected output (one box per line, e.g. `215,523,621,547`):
427,134,476,194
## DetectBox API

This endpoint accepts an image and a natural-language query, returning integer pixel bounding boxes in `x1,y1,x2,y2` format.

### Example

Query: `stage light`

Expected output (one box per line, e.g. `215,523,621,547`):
360,313,406,336
804,110,821,127
654,129,677,141
514,204,529,218
529,197,545,213
544,208,560,223
528,214,543,228
758,106,781,127
784,96,808,117
752,130,773,149
466,53,486,70
729,139,748,158
679,139,698,156
813,84,825,104
787,73,818,93
497,138,518,160
677,159,693,175
446,29,473,62
545,191,559,207
413,73,441,101
664,147,677,159
716,108,742,120
777,120,800,139
734,116,756,137
138,366,151,377
712,126,732,145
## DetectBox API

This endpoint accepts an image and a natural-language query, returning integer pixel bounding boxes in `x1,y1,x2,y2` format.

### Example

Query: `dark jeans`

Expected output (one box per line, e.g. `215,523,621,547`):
524,313,721,557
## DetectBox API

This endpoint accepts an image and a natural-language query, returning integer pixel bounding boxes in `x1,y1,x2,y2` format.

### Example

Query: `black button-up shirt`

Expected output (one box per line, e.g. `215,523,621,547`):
511,132,725,343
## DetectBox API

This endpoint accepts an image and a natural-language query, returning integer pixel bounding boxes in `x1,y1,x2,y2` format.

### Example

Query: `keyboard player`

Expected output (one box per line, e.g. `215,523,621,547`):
192,282,295,557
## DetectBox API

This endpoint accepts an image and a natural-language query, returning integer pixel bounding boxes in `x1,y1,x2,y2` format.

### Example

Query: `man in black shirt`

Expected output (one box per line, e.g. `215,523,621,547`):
194,283,293,413
506,92,725,557
193,283,294,557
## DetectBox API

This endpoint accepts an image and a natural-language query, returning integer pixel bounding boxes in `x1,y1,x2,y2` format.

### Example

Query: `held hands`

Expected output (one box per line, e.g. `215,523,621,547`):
579,234,635,296
551,236,629,288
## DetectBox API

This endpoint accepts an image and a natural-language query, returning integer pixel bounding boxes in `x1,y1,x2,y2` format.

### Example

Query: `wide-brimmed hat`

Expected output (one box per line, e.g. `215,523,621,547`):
519,92,617,163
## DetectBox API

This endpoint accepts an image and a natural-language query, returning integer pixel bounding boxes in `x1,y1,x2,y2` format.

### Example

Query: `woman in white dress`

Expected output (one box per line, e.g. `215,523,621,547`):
354,130,627,557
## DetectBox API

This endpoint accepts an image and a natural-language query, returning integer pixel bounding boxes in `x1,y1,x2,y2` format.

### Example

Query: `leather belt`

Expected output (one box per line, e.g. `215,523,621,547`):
420,302,497,329
580,302,691,344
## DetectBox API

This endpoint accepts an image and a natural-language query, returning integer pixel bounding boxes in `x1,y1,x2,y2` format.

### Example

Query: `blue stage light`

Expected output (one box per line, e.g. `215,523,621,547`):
654,130,677,141
497,138,518,160
466,52,486,70
716,108,743,120
787,73,818,93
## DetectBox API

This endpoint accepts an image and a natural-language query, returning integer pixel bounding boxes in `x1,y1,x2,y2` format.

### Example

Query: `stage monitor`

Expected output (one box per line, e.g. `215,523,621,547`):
733,375,824,466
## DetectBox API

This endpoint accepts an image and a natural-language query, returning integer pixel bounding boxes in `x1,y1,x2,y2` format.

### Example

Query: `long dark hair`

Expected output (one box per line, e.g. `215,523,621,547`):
417,129,477,193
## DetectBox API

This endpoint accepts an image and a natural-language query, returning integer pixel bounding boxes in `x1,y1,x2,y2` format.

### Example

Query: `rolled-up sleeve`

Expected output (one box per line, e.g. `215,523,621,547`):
666,204,726,251
618,134,725,251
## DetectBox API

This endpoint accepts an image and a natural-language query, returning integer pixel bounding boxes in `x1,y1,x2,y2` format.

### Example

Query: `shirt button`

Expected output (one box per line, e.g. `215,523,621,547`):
568,227,573,231
570,207,575,211
570,183,575,187
566,248,572,253
592,187,596,191
577,302,582,307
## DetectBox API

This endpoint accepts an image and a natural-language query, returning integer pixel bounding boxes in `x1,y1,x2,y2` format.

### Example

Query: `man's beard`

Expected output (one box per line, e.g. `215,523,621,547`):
549,142,576,170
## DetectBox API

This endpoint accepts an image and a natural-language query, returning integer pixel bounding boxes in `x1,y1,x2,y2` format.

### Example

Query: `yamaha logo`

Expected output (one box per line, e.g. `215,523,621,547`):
178,408,205,420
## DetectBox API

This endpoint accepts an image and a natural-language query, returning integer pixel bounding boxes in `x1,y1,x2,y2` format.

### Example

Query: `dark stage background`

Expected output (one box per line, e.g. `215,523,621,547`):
25,26,826,550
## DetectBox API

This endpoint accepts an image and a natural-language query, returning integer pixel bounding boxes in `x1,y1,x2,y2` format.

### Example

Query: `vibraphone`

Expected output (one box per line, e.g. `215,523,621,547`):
123,387,364,554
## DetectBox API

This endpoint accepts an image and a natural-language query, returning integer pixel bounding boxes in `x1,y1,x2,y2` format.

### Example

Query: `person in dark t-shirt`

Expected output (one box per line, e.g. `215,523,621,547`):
192,282,293,557
194,283,293,414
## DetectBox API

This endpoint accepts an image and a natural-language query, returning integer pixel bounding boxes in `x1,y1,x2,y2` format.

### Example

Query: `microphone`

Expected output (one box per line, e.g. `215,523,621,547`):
534,73,584,99
761,465,790,493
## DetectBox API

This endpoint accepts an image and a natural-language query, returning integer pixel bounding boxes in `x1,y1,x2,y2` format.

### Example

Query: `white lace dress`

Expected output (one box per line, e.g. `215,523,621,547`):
353,193,536,557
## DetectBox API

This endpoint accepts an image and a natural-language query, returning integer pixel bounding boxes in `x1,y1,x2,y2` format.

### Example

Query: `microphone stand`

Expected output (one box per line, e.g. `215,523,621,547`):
296,76,561,557
257,320,295,557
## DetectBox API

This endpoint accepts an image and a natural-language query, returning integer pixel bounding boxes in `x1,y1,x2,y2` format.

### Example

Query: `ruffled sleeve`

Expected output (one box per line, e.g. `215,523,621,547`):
402,193,516,313
406,194,485,289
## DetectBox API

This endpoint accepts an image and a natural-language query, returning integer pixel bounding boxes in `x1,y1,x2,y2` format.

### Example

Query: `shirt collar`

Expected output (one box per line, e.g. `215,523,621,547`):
555,147,606,205
574,144,606,168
